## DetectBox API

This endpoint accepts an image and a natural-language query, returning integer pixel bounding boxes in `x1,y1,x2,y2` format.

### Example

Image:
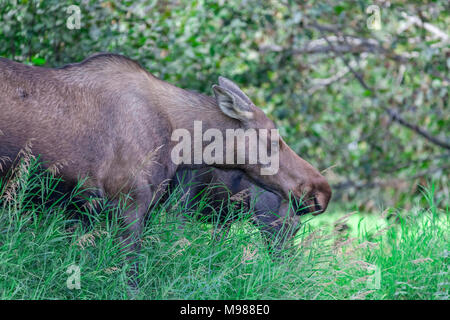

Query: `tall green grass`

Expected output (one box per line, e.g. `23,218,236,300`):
0,159,448,299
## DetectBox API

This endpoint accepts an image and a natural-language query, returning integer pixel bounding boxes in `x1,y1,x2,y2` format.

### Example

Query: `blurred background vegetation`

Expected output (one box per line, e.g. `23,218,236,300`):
0,0,448,211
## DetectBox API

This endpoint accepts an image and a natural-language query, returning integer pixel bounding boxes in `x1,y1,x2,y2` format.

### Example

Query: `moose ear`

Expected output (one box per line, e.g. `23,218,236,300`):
218,76,253,105
212,84,254,122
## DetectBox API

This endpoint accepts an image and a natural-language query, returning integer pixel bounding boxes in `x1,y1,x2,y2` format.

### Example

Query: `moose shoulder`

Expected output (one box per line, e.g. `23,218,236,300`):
0,53,331,283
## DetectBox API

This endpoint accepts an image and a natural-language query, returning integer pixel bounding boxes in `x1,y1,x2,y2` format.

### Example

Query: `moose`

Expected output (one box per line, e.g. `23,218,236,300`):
172,167,302,250
0,53,331,286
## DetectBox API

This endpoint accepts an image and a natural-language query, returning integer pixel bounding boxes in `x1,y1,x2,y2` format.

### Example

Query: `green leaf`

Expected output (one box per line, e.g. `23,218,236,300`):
334,5,345,14
31,57,46,66
363,90,373,97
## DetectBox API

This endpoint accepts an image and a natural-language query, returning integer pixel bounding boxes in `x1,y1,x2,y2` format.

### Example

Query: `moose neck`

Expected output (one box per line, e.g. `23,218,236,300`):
155,81,241,136
153,80,242,169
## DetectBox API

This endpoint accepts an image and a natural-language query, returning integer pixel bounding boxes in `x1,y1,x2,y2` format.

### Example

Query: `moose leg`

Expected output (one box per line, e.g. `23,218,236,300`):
118,186,154,291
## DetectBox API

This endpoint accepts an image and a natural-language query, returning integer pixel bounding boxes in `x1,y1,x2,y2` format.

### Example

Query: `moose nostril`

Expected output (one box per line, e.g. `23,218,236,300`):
313,196,322,213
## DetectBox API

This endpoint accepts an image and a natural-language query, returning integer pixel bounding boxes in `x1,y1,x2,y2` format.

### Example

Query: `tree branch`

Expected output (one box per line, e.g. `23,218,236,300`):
399,12,449,42
313,26,450,150
259,34,407,62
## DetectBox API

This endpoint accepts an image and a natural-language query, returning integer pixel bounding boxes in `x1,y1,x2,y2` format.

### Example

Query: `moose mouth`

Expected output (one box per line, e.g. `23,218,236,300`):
292,196,322,216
